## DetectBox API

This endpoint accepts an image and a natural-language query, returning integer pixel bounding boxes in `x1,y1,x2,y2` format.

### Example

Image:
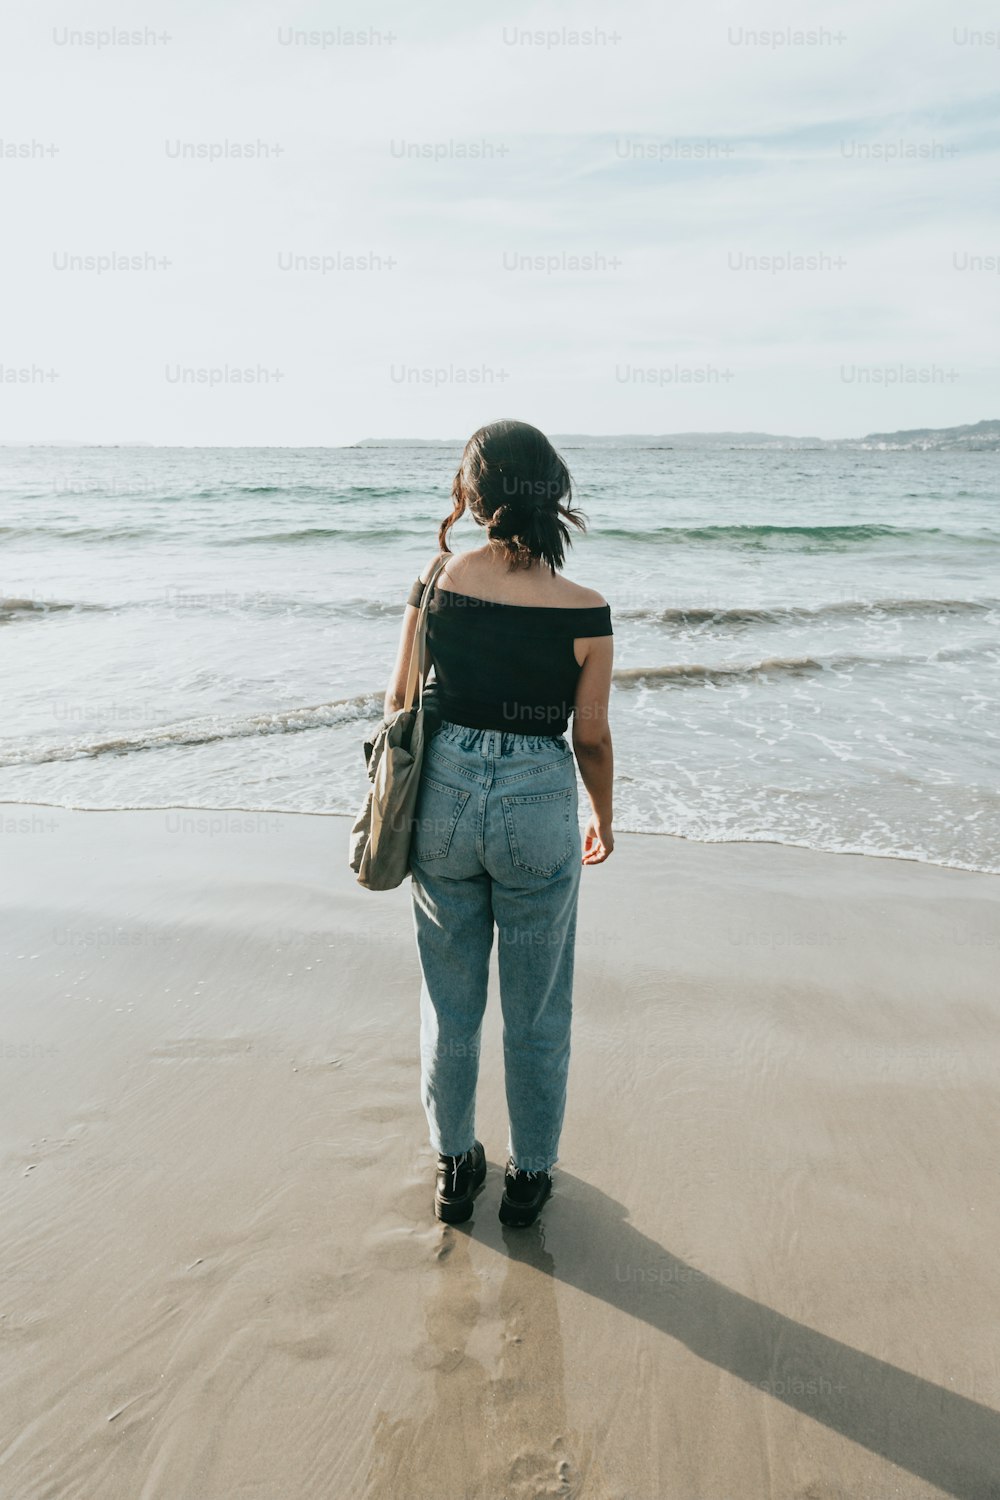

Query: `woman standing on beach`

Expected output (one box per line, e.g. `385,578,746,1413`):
384,419,614,1228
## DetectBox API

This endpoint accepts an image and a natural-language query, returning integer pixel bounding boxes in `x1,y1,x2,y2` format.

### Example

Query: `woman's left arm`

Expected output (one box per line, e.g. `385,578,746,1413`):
383,554,445,717
383,604,422,717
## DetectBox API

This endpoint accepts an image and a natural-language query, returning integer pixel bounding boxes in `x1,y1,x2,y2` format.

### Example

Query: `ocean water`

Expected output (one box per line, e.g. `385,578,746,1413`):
2,443,998,873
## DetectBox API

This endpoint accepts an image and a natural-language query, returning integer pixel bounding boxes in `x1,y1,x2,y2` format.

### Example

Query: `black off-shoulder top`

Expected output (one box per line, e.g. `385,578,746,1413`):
407,576,613,737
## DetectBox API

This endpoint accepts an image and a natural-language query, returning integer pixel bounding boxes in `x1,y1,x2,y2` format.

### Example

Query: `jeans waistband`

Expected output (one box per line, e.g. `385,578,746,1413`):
435,719,570,757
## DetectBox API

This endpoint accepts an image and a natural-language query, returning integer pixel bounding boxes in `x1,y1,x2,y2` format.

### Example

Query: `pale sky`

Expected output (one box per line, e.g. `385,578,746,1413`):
1,0,997,444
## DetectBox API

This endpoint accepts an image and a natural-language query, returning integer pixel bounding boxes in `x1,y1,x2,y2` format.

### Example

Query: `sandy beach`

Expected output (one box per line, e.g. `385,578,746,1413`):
2,804,1000,1499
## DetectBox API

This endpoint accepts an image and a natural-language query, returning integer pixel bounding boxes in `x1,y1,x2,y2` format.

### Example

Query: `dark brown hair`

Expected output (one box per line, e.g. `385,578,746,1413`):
438,419,586,573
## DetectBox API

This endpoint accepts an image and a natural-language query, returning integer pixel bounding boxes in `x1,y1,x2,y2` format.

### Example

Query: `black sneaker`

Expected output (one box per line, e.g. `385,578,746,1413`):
434,1141,487,1224
498,1159,552,1227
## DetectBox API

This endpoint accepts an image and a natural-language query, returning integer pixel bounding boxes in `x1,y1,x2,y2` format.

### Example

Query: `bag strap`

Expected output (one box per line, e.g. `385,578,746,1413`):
402,554,449,713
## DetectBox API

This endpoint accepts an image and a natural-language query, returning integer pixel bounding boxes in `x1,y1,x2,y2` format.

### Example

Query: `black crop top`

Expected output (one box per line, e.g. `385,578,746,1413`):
407,577,613,737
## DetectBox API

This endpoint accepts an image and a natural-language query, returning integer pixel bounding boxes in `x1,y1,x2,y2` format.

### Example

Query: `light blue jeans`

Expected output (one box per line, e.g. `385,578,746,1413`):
410,720,583,1174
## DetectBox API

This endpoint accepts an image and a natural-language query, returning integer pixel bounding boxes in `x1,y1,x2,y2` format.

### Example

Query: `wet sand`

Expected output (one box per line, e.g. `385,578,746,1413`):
2,805,1000,1499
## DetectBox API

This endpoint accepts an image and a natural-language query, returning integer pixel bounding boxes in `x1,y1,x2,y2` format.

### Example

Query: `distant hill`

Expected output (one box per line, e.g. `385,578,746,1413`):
355,421,999,451
857,419,1000,450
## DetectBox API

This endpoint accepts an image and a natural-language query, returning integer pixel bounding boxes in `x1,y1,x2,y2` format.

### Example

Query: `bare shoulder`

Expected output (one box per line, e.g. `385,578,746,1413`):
418,551,451,584
557,575,608,608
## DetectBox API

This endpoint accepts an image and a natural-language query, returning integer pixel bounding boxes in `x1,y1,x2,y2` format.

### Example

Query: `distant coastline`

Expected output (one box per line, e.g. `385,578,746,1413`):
351,419,1000,452
3,419,999,452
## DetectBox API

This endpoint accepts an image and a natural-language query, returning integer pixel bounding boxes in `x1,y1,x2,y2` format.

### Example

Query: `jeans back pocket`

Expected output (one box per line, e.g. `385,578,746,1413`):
501,787,576,878
412,776,470,861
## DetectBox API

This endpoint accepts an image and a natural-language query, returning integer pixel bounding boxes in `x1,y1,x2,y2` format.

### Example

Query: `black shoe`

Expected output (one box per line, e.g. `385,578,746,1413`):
434,1141,487,1224
498,1159,552,1227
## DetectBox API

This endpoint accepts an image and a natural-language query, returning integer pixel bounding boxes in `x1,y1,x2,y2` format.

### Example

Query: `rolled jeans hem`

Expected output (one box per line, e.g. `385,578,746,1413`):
430,1134,478,1158
510,1155,557,1175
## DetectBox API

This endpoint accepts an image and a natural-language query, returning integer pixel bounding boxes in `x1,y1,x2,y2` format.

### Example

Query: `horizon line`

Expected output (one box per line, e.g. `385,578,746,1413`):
2,416,998,452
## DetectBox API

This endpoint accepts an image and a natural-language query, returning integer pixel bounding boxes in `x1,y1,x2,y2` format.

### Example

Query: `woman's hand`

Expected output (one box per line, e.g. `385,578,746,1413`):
582,816,614,865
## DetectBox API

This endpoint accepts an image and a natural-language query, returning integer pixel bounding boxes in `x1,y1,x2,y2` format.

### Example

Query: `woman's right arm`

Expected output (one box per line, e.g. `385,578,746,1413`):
572,636,614,864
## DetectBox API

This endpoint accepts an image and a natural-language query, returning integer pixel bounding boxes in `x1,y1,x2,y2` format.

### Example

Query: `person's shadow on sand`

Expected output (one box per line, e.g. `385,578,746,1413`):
498,1172,1000,1500
370,1170,1000,1500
